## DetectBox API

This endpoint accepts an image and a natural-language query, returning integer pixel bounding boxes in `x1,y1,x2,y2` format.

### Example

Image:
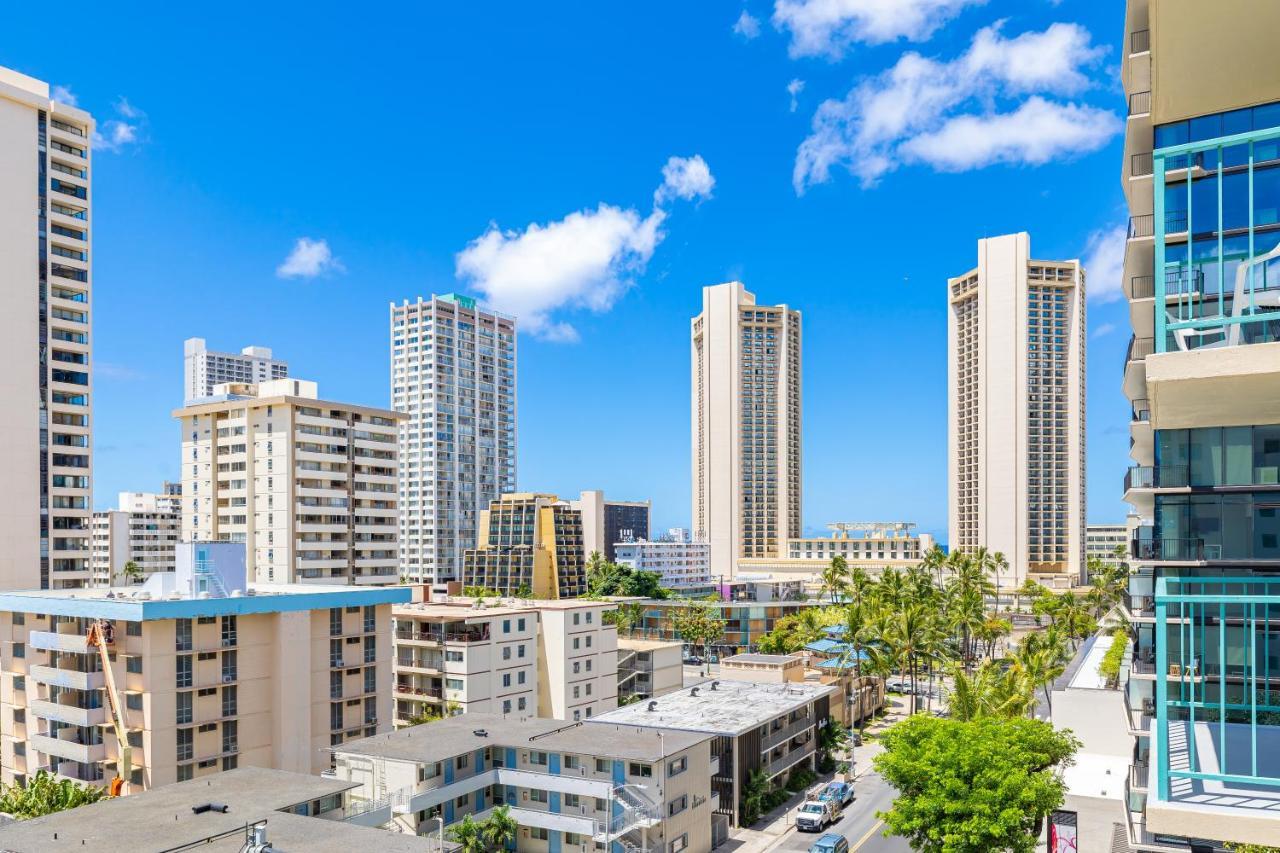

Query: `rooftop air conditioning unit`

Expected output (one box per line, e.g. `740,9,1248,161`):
222,675,235,684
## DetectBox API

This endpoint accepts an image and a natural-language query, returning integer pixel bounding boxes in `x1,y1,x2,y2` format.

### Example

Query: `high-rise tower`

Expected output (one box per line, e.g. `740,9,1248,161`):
947,233,1087,587
391,294,517,583
0,66,94,589
691,282,802,581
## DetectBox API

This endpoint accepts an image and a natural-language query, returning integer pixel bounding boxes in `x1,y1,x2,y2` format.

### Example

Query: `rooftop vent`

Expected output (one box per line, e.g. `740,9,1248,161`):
191,803,229,815
690,687,700,697
473,729,488,738
711,681,719,691
647,701,658,712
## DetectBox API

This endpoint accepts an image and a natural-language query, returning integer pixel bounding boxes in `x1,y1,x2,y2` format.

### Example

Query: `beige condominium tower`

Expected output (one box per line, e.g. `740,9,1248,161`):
0,67,95,590
691,282,802,581
947,233,1086,587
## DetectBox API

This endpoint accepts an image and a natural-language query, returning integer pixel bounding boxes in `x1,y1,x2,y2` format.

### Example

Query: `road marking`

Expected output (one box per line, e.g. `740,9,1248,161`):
849,819,885,852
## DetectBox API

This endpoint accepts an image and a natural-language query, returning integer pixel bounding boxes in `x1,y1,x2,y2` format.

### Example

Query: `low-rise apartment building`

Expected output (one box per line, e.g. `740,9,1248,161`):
175,378,404,586
614,536,711,590
1084,524,1128,566
626,599,825,656
592,679,838,827
0,766,431,853
392,597,619,725
462,493,587,598
90,487,182,586
736,522,935,591
617,637,683,703
0,543,410,792
332,713,715,853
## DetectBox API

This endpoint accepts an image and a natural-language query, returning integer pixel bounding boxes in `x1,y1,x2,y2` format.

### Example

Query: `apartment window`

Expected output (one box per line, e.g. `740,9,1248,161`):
177,691,193,724
126,621,142,637
668,756,687,776
456,753,469,770
176,619,192,652
585,683,592,696
11,613,22,626
503,700,512,714
573,613,580,626
573,686,580,699
223,719,238,753
330,702,343,731
177,728,193,761
528,789,548,803
668,795,687,817
670,834,689,853
518,644,525,658
530,750,548,766
126,693,143,712
446,650,463,663
573,662,580,674
629,762,652,778
446,678,463,691
503,619,511,634
517,618,526,631
518,670,526,685
502,673,511,687
222,685,238,717
586,636,592,648
529,827,549,841
223,755,238,771
221,615,237,647
176,654,192,688
177,764,193,782
573,638,580,650
364,666,376,694
330,608,343,636
573,710,581,721
126,656,142,674
595,758,610,773
502,647,511,661
518,697,526,711
455,793,469,808
221,650,237,682
586,612,593,624
11,643,23,659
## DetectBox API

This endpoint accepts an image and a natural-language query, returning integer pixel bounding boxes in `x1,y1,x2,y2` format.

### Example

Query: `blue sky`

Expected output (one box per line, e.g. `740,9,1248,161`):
6,0,1134,540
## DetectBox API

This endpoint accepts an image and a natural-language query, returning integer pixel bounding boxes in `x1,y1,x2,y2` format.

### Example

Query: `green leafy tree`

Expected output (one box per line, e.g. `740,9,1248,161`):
1226,843,1280,853
447,814,486,853
119,560,143,585
946,661,1032,722
0,770,105,819
481,804,519,850
605,601,647,633
874,715,1079,853
671,599,726,660
739,767,771,825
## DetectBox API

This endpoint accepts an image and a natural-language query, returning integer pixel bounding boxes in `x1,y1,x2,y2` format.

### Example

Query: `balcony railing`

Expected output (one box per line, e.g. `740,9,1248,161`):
1130,29,1150,53
1131,151,1153,177
1130,275,1154,299
1130,398,1151,422
1129,91,1151,116
1128,214,1153,239
1126,336,1155,363
1130,537,1206,561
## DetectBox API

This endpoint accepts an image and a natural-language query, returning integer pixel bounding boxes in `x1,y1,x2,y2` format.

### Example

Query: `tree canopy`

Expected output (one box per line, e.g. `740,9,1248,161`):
874,714,1079,853
584,552,671,599
0,770,105,819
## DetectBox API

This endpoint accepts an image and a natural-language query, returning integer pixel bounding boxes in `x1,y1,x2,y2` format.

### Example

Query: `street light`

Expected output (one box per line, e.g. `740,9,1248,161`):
432,815,444,851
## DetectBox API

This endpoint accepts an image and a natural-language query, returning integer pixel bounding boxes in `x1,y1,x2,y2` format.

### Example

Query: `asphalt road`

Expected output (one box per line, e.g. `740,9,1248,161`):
772,771,910,853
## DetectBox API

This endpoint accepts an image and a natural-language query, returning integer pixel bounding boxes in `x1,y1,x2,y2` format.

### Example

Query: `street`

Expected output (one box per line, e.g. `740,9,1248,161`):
771,771,910,853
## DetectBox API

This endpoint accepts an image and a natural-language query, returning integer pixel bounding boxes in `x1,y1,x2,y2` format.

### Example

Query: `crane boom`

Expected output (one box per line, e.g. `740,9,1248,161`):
85,620,131,796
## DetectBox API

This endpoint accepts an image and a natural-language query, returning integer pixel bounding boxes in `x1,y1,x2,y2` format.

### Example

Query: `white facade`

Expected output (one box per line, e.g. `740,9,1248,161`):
391,294,517,584
175,378,403,586
569,489,651,562
614,538,711,589
183,338,287,402
691,282,802,581
392,597,618,724
0,67,94,591
90,490,181,586
1085,524,1128,566
947,234,1087,586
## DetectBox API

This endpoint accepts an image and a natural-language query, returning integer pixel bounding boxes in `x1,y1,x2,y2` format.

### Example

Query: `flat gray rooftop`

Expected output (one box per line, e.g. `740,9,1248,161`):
336,713,710,765
723,653,799,666
0,766,429,852
591,679,839,736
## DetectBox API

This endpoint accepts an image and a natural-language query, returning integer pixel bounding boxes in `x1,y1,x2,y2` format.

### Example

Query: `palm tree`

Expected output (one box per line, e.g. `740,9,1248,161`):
1012,643,1066,717
481,804,518,850
990,551,1009,614
975,614,1012,660
820,555,850,603
889,604,931,707
118,560,143,585
447,814,486,853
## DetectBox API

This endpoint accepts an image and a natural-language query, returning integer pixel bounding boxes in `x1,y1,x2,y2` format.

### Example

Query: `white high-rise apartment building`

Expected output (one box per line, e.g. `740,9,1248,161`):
183,337,287,402
175,378,403,585
391,294,516,583
91,486,182,585
691,282,802,581
947,233,1087,586
0,67,94,590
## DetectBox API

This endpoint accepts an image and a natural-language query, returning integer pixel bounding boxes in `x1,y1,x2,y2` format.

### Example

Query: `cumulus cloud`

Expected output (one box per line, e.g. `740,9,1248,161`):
276,238,345,279
773,0,987,59
51,85,77,106
733,11,763,39
793,21,1115,191
1092,322,1116,339
1082,224,1127,303
456,156,715,342
92,97,147,153
787,79,805,112
655,155,715,204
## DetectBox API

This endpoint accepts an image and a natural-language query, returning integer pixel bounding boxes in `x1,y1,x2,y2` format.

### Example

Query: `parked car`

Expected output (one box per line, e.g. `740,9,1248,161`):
683,655,703,666
808,833,849,853
819,781,854,807
796,799,838,832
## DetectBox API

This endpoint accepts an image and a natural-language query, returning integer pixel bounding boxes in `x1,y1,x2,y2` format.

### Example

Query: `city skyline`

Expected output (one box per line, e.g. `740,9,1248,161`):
1,1,1135,541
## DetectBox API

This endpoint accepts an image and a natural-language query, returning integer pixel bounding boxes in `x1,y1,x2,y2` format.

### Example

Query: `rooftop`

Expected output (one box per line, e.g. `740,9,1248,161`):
0,767,429,853
0,582,411,621
722,653,801,667
591,679,839,736
336,713,710,764
617,637,684,651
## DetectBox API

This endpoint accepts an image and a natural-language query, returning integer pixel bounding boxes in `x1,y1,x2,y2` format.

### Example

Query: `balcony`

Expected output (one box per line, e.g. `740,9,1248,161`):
766,740,816,778
29,665,103,691
29,699,107,727
1128,90,1151,117
762,715,814,751
28,630,91,654
1129,29,1150,54
30,733,107,765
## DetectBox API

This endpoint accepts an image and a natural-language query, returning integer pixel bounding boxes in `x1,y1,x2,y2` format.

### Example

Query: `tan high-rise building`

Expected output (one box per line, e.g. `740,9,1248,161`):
947,233,1086,586
0,67,95,590
691,282,802,581
90,488,182,586
174,378,404,585
460,493,585,598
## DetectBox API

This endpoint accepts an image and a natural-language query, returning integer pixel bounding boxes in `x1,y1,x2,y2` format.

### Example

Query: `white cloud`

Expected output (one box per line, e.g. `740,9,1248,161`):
457,157,715,342
51,85,77,106
787,78,805,112
900,97,1120,171
276,238,345,279
733,11,762,39
1082,224,1127,303
656,155,715,204
1092,322,1116,339
773,0,987,59
96,361,145,381
92,97,147,153
793,21,1115,191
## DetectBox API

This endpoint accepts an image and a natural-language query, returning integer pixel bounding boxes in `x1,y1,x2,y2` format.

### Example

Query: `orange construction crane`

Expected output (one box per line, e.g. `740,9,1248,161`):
84,620,131,797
